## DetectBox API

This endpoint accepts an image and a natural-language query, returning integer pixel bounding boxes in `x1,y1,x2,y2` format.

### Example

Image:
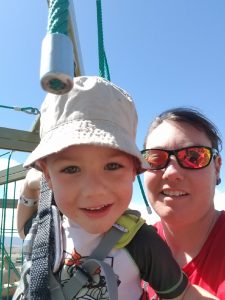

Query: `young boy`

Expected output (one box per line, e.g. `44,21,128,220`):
15,76,218,300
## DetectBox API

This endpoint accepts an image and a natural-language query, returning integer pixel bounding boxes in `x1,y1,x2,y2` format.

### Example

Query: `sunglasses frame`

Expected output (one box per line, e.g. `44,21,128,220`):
141,145,218,170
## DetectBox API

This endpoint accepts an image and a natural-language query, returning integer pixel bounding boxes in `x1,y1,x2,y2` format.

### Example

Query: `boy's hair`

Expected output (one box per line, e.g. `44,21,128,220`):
24,76,148,173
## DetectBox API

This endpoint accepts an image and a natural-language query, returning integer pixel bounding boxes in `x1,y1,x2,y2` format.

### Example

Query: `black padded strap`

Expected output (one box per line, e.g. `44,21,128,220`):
30,177,53,300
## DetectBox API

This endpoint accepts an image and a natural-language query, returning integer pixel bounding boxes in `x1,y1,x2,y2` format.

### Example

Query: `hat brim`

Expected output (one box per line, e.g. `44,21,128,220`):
24,120,149,173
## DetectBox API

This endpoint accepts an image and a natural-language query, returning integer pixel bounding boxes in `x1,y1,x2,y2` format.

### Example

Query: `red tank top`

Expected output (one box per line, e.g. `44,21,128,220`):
147,211,225,299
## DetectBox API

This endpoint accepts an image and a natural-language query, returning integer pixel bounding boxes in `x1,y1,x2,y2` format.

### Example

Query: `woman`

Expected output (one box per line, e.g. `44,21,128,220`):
141,107,225,299
17,106,222,299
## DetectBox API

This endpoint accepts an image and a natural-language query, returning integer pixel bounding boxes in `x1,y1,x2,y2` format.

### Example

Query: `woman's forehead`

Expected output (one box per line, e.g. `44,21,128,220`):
146,120,211,149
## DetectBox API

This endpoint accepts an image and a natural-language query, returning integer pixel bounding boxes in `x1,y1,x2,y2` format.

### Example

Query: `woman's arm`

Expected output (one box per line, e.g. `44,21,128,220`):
17,168,41,239
171,284,219,300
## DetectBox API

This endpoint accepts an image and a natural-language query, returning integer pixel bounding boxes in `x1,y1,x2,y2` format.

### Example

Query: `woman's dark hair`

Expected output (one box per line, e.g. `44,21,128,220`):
144,107,222,152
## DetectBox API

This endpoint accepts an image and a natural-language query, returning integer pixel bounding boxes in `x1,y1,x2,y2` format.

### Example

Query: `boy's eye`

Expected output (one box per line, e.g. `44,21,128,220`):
105,163,122,171
62,166,80,174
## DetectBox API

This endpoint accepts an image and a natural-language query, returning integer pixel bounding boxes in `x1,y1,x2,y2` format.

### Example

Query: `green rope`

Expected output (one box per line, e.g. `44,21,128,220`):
96,0,111,81
0,152,11,158
48,0,69,35
3,180,20,298
96,0,150,213
46,0,71,92
137,175,152,214
8,181,20,278
4,245,21,279
0,151,13,293
0,152,20,297
48,78,66,91
0,104,40,115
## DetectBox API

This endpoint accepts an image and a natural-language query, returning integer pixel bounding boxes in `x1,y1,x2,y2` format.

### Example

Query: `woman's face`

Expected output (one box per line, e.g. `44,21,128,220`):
144,120,221,227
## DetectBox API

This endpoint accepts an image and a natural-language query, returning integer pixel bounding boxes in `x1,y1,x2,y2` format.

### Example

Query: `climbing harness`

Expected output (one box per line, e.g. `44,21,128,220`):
13,177,145,300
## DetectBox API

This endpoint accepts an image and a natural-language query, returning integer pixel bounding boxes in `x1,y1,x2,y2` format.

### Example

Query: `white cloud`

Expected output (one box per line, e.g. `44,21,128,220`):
129,203,160,225
0,157,25,198
0,156,18,170
214,188,225,211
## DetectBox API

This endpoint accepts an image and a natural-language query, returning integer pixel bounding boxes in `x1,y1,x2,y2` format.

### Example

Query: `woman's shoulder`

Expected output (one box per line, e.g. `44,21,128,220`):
152,221,164,239
213,210,225,234
213,210,225,231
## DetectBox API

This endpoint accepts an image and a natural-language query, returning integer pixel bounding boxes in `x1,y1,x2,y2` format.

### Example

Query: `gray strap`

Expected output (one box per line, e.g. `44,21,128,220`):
12,260,31,300
63,258,118,300
90,225,126,260
61,266,91,299
51,205,63,273
49,271,67,300
62,225,125,300
83,259,118,300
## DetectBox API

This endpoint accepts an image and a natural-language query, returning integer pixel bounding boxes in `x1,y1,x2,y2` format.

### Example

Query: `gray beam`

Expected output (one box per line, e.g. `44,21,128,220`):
0,164,27,185
0,127,39,152
0,199,18,209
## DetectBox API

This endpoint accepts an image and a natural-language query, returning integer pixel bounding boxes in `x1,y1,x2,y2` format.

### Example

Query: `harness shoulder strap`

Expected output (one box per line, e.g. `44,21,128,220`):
60,225,125,300
56,210,145,300
30,177,53,300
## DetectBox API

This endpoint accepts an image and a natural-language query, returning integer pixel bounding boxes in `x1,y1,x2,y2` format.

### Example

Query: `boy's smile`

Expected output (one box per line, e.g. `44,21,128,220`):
40,145,136,234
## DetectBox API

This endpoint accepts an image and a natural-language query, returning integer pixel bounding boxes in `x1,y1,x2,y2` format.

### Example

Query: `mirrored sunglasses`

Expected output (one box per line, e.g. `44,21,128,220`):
141,146,218,170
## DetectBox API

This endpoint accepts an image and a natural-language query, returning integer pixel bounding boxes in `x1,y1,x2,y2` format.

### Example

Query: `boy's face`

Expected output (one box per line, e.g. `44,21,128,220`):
40,145,136,234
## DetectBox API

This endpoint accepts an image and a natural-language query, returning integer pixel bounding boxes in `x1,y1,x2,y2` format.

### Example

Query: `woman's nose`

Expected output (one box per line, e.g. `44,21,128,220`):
162,156,184,181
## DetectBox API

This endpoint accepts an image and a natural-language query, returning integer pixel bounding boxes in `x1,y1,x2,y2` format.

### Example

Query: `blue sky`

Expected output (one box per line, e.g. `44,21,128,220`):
0,1,225,219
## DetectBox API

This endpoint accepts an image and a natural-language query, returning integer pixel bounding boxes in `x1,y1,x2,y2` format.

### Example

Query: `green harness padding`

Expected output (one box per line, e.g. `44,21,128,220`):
115,210,146,249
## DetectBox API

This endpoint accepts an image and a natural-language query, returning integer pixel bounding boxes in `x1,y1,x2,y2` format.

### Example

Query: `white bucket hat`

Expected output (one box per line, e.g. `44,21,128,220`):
24,76,149,173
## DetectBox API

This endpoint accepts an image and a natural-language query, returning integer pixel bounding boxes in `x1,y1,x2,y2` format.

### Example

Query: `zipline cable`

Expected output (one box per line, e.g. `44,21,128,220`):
0,105,40,115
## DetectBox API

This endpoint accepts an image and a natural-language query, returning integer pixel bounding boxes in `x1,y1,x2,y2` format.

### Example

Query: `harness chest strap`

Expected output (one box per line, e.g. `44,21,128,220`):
49,211,145,300
49,225,124,300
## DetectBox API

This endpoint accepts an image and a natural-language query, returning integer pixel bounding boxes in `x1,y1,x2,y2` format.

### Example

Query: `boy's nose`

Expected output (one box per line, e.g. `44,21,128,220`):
82,174,106,196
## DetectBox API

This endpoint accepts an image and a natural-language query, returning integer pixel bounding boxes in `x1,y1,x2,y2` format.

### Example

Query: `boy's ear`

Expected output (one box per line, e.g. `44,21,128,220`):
132,160,138,181
132,169,136,182
37,160,53,189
